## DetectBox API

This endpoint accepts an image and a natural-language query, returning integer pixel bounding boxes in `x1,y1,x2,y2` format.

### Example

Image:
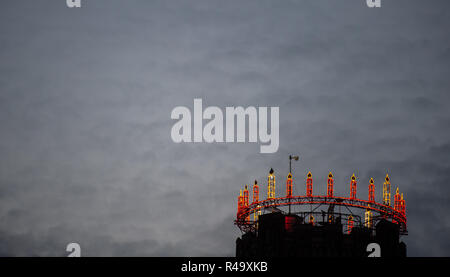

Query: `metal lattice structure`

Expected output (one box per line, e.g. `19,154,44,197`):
235,169,407,236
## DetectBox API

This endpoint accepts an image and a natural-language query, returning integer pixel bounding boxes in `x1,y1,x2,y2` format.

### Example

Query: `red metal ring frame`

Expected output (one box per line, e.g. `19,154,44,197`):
235,195,407,235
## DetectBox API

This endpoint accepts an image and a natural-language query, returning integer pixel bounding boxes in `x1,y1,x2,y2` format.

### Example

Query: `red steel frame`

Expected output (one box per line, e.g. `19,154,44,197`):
236,194,407,235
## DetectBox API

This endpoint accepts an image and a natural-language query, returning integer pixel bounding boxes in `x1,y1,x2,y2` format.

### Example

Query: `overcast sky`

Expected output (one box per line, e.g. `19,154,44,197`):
0,0,449,256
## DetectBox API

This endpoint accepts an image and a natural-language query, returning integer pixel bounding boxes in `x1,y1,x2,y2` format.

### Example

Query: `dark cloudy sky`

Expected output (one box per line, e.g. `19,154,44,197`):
0,0,449,256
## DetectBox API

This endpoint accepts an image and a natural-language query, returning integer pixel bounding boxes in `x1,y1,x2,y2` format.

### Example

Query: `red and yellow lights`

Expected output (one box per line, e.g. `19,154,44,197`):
350,173,357,199
237,189,243,217
309,215,315,226
236,170,407,233
286,173,293,198
348,215,354,234
244,185,250,221
254,205,261,221
365,208,373,228
400,193,406,216
393,188,402,224
369,178,375,202
243,185,249,207
267,168,276,199
394,187,401,211
306,171,313,197
383,174,391,206
327,172,334,198
252,180,259,203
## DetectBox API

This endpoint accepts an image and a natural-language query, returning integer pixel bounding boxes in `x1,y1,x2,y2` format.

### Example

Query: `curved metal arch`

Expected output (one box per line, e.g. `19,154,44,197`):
236,195,407,234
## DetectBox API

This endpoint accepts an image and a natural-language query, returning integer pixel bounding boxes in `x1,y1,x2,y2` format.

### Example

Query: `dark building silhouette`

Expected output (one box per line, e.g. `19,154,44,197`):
236,212,406,257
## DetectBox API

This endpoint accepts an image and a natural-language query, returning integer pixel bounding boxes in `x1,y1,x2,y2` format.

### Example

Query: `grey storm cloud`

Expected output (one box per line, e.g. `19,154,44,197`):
0,0,449,256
